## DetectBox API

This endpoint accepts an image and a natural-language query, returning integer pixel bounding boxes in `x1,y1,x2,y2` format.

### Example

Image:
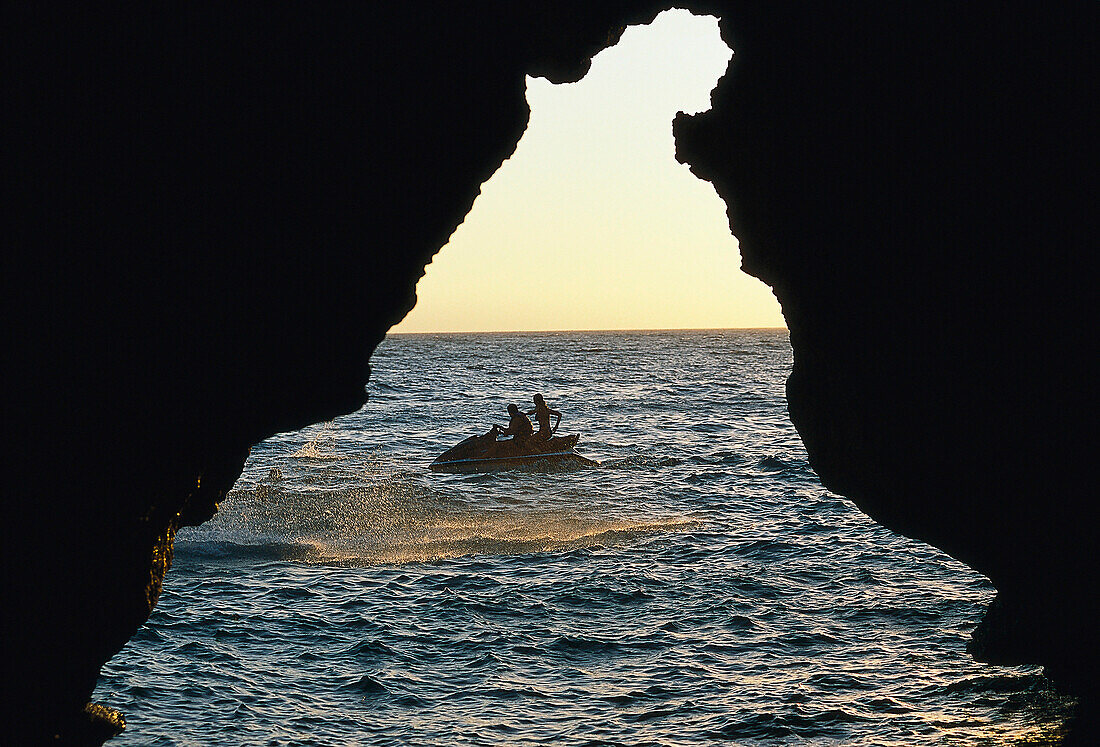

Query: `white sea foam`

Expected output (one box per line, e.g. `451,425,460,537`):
290,420,345,460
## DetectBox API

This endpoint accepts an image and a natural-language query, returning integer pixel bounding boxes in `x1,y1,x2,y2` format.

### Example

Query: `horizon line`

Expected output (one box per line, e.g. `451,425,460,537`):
387,325,788,336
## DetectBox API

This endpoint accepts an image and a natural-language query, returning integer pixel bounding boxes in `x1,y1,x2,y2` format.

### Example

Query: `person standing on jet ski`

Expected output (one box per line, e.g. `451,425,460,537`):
526,393,562,441
500,403,534,443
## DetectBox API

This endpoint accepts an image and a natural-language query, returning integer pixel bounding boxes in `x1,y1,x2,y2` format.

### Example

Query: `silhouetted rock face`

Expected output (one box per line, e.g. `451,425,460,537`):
6,4,666,742
675,3,1096,695
5,2,1095,743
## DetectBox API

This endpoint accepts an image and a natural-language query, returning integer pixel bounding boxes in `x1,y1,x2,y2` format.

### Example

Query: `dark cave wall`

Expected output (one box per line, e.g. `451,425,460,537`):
4,2,1095,743
6,4,670,742
673,3,1096,688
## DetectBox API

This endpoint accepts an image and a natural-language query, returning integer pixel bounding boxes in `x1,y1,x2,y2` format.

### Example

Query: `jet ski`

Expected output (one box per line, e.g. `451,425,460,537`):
430,432,598,473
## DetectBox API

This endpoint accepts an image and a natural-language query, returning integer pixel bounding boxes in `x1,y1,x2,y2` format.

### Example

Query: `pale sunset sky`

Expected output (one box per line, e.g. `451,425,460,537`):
392,10,785,333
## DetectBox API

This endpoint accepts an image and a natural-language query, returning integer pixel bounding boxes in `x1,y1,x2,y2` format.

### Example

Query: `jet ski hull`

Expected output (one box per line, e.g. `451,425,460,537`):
430,433,596,473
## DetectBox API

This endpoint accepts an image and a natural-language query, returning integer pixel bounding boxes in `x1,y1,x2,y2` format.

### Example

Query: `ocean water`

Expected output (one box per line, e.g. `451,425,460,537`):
95,330,1076,745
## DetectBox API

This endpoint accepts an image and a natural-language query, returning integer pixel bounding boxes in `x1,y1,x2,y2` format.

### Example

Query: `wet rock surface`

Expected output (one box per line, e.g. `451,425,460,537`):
6,2,1094,743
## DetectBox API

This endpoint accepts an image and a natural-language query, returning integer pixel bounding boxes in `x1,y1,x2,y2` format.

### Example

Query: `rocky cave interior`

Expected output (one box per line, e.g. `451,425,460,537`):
6,3,1095,744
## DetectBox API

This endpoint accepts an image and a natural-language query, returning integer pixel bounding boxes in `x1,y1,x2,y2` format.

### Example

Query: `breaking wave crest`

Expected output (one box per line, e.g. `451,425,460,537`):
290,421,345,460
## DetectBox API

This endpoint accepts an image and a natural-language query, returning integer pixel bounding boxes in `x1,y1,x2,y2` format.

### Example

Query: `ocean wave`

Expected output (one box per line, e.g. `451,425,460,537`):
707,708,872,740
942,674,1048,696
805,672,874,691
600,455,682,470
624,704,695,723
841,604,942,624
291,421,345,460
756,454,798,471
598,684,677,705
547,634,622,655
174,537,324,562
341,674,387,695
734,538,802,560
777,630,843,649
551,585,657,607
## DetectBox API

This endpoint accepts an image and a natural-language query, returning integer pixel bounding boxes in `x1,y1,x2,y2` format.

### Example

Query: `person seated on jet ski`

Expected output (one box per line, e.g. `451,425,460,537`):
526,393,562,441
499,403,534,443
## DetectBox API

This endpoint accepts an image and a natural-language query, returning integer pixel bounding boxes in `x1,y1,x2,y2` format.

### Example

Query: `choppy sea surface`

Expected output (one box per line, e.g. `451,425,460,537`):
95,330,1076,745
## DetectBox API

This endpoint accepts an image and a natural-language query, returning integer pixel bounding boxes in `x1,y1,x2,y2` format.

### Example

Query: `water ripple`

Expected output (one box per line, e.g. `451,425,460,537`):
94,330,1076,745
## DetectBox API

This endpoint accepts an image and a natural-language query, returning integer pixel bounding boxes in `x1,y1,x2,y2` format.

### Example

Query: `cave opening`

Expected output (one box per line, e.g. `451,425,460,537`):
86,9,1079,746
392,8,783,334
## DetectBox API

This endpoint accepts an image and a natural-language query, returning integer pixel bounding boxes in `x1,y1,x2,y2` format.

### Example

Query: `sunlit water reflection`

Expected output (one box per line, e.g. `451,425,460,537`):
96,330,1076,745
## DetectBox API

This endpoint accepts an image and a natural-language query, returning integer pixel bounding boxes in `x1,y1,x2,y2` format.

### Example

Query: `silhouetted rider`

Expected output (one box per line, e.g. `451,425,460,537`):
500,403,534,443
526,393,561,441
